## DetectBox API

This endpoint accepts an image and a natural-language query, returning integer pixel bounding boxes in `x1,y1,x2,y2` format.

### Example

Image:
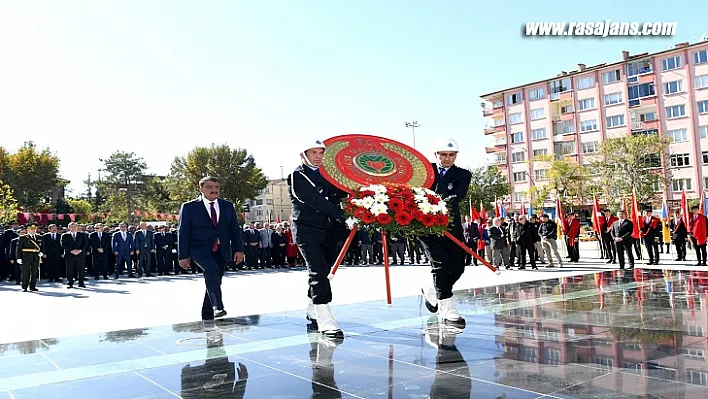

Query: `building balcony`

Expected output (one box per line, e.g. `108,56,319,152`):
486,145,506,154
484,126,496,135
483,108,494,117
494,125,506,133
638,73,656,84
550,91,573,101
631,119,660,131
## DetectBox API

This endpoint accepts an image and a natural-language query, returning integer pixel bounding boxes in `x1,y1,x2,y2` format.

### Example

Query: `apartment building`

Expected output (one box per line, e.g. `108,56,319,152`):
244,178,291,224
482,40,708,213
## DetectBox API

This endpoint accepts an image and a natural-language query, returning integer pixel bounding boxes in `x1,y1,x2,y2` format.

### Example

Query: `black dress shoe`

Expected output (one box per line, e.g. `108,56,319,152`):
30,287,38,291
22,289,27,292
214,309,227,318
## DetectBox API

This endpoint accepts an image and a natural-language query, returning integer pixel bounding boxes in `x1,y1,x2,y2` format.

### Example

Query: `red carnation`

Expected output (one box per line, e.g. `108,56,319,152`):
435,214,449,226
394,212,412,226
412,210,424,221
377,213,392,225
388,198,404,212
361,211,376,224
353,208,367,219
426,195,440,205
404,201,418,213
361,190,376,197
421,214,436,227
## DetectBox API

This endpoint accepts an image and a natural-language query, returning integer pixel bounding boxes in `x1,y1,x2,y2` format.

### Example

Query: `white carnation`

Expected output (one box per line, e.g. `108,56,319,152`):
438,201,448,215
414,194,427,203
370,203,388,216
345,217,359,229
373,193,390,203
429,204,441,214
360,196,375,209
418,202,433,214
369,184,387,194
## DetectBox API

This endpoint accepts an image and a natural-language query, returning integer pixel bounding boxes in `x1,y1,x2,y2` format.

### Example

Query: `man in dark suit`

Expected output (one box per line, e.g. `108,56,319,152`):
134,222,155,277
462,215,479,266
2,221,20,282
242,223,260,270
154,225,175,275
180,332,248,398
611,210,635,270
670,209,688,261
178,176,244,320
112,222,134,278
420,139,472,328
640,208,662,265
288,139,348,339
90,223,111,280
61,222,89,288
42,224,63,282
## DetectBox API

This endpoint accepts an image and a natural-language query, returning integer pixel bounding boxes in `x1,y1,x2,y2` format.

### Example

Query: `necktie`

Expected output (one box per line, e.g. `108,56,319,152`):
210,202,219,252
122,232,126,241
52,233,55,240
99,233,102,240
439,167,445,177
72,233,76,239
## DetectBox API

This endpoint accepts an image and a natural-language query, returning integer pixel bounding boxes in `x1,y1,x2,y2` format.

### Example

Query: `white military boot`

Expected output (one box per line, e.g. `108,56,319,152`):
306,300,317,321
421,287,438,313
314,304,344,339
438,298,466,328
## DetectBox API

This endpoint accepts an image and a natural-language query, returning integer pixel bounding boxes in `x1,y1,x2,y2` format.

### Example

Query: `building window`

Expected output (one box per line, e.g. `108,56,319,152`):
640,112,657,121
628,83,655,100
577,76,594,89
701,125,708,139
530,108,545,120
644,153,661,168
495,154,506,164
494,118,505,126
553,120,574,135
529,87,545,100
694,49,708,65
531,128,547,140
511,132,524,143
698,100,708,114
580,120,598,132
664,80,684,94
578,98,595,111
581,141,599,153
670,153,690,167
696,74,708,89
672,178,692,191
511,151,525,163
534,169,548,180
554,142,575,156
513,172,527,182
549,78,571,94
509,113,522,124
606,115,625,128
703,151,708,164
533,148,548,157
493,100,504,108
665,104,686,118
661,56,682,71
604,92,623,105
513,192,528,202
508,93,522,105
602,69,621,84
668,128,688,142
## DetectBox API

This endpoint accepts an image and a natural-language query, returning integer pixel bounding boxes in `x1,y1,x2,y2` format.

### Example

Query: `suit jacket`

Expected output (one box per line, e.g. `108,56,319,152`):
61,232,89,257
3,230,18,260
112,231,134,254
611,219,634,243
462,222,479,246
670,217,688,240
259,228,273,248
488,226,508,250
90,231,112,253
430,163,472,235
134,230,155,252
16,234,43,261
155,231,175,250
178,197,244,262
42,232,63,260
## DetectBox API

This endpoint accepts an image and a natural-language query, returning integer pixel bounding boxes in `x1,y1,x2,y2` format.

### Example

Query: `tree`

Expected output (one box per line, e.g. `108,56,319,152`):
591,134,670,208
4,142,60,210
167,144,268,205
100,151,148,224
527,155,587,210
461,165,511,218
66,198,93,223
140,177,174,213
0,180,18,224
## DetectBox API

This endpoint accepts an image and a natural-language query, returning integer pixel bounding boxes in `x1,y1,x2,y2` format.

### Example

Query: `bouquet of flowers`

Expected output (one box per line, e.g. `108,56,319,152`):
343,183,450,239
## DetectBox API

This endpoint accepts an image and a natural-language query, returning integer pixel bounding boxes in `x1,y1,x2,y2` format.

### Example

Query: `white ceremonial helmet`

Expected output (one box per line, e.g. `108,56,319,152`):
436,139,459,153
301,139,327,168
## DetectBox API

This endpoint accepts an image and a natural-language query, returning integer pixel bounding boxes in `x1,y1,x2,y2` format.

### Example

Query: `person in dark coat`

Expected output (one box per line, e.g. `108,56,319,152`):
462,215,479,266
611,210,635,270
670,209,688,261
514,215,539,270
488,217,511,269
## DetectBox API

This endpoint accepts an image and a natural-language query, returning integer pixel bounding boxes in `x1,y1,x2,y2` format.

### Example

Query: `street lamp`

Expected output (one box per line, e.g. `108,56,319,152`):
405,121,420,148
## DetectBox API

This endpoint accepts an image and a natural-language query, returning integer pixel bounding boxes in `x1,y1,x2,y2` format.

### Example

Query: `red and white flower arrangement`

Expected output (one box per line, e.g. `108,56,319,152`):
343,183,450,238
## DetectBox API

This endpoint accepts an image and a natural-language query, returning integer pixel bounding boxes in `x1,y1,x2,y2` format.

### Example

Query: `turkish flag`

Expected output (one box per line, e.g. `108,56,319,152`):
630,188,641,240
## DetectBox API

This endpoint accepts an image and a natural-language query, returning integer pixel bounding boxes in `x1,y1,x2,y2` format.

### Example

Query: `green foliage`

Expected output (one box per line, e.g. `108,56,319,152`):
167,144,268,205
462,165,511,218
0,180,18,224
528,155,585,210
66,198,93,223
3,142,60,210
99,151,149,224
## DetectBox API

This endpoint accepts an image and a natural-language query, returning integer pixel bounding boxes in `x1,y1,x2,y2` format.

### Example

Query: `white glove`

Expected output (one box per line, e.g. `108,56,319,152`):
38,252,43,257
16,259,22,265
171,249,177,254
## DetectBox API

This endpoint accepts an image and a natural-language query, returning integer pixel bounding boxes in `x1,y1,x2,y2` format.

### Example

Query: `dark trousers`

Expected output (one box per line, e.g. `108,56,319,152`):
509,242,517,266
271,246,285,267
138,250,152,276
194,250,226,320
643,237,660,263
602,233,616,260
260,246,271,267
464,242,477,265
157,249,171,274
568,238,580,261
518,243,536,268
20,255,40,290
92,251,108,278
616,241,635,269
246,245,259,268
66,254,85,286
391,242,405,264
298,241,337,305
419,231,465,300
674,239,686,260
691,238,707,264
115,252,132,277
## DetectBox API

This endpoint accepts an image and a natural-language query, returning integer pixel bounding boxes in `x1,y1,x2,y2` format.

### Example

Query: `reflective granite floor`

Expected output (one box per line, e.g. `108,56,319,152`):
2,268,708,398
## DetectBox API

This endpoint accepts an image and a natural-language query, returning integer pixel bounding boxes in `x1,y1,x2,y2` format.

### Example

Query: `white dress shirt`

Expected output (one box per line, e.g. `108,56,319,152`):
202,197,220,222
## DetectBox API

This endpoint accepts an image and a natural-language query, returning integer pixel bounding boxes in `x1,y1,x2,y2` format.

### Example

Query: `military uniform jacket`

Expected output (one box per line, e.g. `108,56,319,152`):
430,163,472,235
288,164,348,245
16,234,44,262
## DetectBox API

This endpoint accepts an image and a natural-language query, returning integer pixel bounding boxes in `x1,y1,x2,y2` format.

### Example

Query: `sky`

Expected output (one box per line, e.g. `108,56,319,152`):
1,0,706,194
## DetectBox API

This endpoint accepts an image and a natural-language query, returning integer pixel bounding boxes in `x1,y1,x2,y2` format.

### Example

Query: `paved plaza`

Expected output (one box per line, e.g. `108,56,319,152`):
1,242,708,398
